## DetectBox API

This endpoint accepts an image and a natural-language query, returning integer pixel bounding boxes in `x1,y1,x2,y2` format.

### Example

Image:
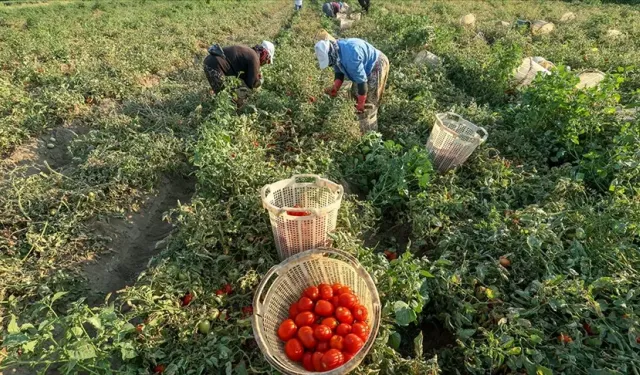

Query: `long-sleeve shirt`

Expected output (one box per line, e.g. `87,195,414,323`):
333,38,380,84
204,45,261,89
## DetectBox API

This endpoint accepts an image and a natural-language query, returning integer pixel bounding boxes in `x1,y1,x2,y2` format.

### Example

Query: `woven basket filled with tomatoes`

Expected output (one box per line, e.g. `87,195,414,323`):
252,248,380,374
261,175,344,260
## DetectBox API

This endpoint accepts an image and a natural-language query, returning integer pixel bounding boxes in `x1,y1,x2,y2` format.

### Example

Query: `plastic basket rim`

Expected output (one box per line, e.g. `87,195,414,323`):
251,248,381,375
261,174,344,217
434,112,488,144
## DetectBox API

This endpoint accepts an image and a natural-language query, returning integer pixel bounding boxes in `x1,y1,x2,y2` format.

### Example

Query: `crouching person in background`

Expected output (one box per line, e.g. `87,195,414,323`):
203,41,275,100
322,2,348,18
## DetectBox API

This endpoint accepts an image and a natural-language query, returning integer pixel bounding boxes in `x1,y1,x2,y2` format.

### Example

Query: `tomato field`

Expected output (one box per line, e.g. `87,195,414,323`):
1,0,639,374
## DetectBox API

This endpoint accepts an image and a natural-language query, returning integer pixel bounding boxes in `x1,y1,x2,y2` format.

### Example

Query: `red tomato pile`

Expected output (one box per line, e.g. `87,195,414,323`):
278,283,370,372
287,204,310,217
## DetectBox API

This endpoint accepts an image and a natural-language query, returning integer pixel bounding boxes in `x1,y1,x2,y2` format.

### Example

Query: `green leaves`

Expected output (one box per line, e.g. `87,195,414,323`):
389,331,401,350
413,331,424,359
119,342,137,360
8,315,20,334
67,342,96,361
394,301,417,326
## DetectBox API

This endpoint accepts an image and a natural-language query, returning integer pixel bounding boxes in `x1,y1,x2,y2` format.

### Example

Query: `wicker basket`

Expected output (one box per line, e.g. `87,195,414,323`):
576,70,605,89
513,57,550,88
261,175,344,260
252,248,381,375
426,112,488,172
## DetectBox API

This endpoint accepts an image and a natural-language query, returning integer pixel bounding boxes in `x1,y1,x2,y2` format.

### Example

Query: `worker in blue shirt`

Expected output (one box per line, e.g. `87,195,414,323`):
314,38,389,112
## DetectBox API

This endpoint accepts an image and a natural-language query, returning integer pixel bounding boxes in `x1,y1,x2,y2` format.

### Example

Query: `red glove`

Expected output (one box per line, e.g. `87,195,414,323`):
324,79,343,98
356,95,367,112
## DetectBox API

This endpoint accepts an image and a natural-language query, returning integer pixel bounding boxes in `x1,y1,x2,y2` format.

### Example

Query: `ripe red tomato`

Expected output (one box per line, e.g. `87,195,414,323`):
302,352,314,371
335,307,354,324
336,323,352,336
583,323,594,336
319,284,333,300
153,364,166,374
558,333,573,344
344,333,365,354
314,324,333,341
277,319,298,341
338,286,353,295
298,297,314,312
242,306,253,316
352,304,368,322
287,204,310,216
315,300,335,317
312,351,324,371
289,303,299,319
181,292,193,307
343,352,355,363
295,311,316,327
304,286,320,301
223,283,233,294
329,335,344,350
136,324,143,333
351,322,368,341
338,293,358,309
284,338,304,361
322,317,339,331
316,341,329,352
331,296,340,306
297,326,317,349
384,250,398,260
331,283,344,294
215,289,225,296
321,349,344,371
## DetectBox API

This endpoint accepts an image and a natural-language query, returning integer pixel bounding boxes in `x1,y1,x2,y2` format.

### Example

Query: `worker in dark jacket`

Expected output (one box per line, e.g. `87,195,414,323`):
315,38,389,112
322,2,348,17
358,0,369,12
203,41,275,94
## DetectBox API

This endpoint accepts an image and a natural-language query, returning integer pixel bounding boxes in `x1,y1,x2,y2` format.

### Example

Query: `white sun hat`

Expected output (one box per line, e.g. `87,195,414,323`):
261,40,275,64
315,40,331,69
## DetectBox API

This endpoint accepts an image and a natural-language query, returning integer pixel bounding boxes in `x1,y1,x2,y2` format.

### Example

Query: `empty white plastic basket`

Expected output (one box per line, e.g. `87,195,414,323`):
261,175,344,260
252,248,381,375
426,112,488,172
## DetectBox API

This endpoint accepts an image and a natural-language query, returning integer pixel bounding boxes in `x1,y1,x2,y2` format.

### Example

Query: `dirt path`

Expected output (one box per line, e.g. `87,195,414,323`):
0,124,88,179
82,175,195,305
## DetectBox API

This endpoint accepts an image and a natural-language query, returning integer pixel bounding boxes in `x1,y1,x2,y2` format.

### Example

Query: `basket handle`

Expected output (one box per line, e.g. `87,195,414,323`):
253,263,282,317
259,184,271,210
262,175,344,215
476,127,488,143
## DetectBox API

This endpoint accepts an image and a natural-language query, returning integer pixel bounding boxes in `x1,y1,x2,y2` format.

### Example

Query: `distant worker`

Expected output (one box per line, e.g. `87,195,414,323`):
294,0,302,11
315,38,389,113
203,41,275,94
358,0,369,12
322,2,348,18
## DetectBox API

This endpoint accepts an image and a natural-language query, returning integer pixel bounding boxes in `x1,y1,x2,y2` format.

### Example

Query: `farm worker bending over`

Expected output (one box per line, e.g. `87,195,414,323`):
322,2,348,18
358,0,370,12
315,38,389,113
294,0,302,10
203,41,275,94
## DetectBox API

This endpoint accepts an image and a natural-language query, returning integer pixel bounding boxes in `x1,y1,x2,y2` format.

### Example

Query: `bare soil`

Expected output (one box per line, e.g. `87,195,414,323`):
0,125,88,179
83,175,195,306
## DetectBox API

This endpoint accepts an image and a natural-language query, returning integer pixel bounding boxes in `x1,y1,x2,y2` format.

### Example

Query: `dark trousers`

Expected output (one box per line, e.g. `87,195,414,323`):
358,0,369,11
203,55,225,93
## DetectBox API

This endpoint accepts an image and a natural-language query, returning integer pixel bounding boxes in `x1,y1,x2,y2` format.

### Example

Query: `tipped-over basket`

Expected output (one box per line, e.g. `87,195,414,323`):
252,248,381,375
261,175,344,260
426,112,488,172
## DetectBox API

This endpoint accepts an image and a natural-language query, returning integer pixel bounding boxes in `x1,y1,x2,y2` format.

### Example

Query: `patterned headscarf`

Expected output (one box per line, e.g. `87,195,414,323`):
328,40,340,67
